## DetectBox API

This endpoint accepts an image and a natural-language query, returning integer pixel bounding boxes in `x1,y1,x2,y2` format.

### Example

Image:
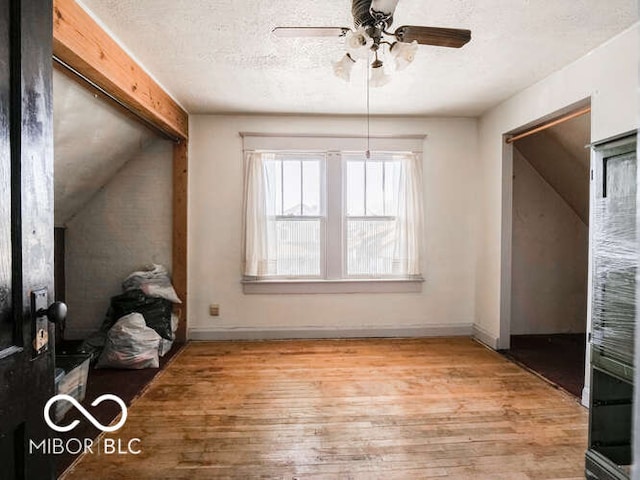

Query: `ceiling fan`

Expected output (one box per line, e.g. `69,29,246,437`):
273,0,471,85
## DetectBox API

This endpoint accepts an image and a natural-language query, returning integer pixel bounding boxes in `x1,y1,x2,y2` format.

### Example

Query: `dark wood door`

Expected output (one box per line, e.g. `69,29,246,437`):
0,0,55,479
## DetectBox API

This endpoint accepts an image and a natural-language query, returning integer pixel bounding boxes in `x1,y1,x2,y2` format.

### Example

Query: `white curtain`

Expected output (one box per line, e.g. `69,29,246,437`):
242,151,277,277
243,150,423,278
392,153,424,276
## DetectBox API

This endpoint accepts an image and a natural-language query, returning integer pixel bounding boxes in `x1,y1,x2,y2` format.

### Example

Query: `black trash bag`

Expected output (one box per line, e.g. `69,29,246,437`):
104,289,173,340
79,330,108,364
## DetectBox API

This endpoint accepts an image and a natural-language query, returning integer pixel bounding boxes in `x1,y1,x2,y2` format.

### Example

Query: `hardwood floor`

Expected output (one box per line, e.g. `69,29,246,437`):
60,338,588,479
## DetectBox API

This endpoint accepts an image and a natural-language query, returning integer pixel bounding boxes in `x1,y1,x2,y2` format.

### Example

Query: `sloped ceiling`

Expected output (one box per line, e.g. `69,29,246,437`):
515,114,590,224
53,69,157,225
546,113,590,171
76,0,637,115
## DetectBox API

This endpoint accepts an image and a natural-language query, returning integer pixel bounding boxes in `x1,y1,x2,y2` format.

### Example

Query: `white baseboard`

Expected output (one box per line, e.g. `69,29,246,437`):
188,323,473,341
472,324,499,350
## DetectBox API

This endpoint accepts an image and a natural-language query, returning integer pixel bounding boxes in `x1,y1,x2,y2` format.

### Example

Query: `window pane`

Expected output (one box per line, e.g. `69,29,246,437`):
275,219,322,276
347,160,364,216
346,218,396,276
302,160,321,216
282,161,302,215
366,161,384,216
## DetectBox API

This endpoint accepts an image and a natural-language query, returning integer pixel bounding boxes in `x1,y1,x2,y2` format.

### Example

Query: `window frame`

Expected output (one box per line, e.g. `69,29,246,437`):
265,152,327,280
342,152,406,279
240,134,425,294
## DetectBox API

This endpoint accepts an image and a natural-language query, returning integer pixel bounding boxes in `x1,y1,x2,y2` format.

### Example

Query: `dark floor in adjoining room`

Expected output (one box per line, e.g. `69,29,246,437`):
501,333,586,398
55,344,184,477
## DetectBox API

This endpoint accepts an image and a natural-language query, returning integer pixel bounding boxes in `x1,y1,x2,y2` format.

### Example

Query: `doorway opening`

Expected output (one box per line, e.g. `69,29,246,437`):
502,105,591,398
52,68,181,476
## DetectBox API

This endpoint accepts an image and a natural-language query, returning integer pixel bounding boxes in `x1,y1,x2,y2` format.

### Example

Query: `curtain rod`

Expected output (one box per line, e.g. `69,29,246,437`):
505,106,591,144
52,55,179,142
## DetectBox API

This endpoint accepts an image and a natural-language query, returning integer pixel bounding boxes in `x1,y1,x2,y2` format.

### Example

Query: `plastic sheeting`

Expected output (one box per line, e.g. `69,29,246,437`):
591,189,637,366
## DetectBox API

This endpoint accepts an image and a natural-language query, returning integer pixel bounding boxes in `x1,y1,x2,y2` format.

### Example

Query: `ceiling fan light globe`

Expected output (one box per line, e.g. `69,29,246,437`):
333,54,356,82
391,40,418,71
345,26,373,59
369,64,391,87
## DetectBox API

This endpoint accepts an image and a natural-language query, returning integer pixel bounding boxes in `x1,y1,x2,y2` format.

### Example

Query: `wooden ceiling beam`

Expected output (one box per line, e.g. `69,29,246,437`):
52,0,189,140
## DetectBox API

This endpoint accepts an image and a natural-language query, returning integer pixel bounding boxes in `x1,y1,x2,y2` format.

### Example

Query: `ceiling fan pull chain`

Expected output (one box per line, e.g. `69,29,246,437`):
366,57,371,159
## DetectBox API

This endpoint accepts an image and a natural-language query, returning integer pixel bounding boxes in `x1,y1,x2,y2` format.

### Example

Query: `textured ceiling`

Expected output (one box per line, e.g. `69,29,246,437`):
77,0,637,116
54,69,156,225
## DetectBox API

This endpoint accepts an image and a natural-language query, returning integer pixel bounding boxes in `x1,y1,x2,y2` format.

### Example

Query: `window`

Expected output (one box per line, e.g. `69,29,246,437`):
242,141,423,292
345,154,401,277
265,154,324,277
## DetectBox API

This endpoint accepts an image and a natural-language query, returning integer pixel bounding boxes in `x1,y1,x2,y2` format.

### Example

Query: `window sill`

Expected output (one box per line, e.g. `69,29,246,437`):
242,277,424,294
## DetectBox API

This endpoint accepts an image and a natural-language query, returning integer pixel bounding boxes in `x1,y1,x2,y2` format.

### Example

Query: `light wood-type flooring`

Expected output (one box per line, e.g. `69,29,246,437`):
61,338,588,479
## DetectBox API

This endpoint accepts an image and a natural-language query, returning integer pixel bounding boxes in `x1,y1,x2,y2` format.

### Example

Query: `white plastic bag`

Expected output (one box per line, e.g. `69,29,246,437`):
96,313,161,369
122,264,182,304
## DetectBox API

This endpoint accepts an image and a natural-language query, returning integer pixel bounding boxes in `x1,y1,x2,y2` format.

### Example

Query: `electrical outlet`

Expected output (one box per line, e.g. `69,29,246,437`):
209,304,220,316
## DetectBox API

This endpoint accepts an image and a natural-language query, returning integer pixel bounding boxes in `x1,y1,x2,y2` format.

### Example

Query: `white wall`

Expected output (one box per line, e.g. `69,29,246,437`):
475,23,639,348
188,115,478,339
511,148,588,335
64,138,173,339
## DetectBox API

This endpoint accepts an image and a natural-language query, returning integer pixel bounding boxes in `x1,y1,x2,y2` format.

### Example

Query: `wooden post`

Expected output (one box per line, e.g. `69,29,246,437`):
173,141,188,343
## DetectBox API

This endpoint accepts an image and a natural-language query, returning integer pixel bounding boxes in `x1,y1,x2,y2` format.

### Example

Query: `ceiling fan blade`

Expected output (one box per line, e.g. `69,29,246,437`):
272,27,351,38
394,26,471,48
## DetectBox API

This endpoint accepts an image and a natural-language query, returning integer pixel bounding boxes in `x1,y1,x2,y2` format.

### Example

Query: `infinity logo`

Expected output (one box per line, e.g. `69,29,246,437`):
44,394,128,433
